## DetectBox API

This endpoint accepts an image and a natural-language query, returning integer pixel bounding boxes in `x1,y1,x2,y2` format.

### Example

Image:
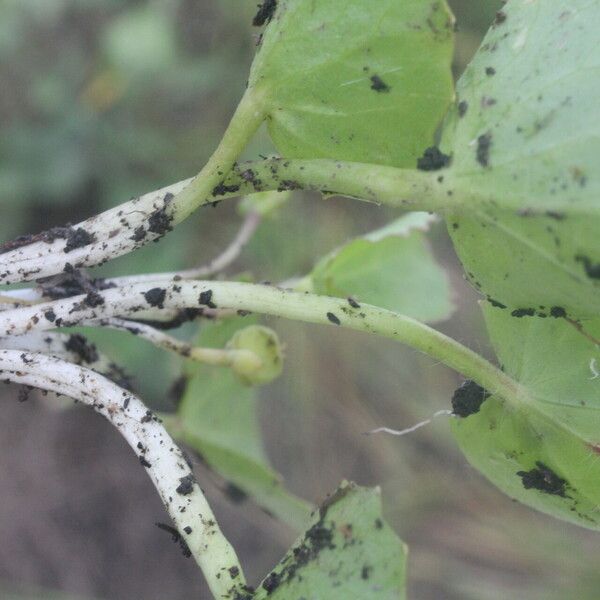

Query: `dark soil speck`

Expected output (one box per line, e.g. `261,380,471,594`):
64,228,96,253
576,255,600,280
176,474,195,496
326,312,341,325
417,146,451,171
144,288,167,309
476,133,492,167
452,380,491,417
253,0,277,26
517,462,567,497
370,75,390,93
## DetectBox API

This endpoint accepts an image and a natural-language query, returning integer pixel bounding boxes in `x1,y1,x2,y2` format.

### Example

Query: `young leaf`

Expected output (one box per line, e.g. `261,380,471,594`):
452,304,600,530
249,0,455,167
306,213,454,323
440,0,600,317
254,482,407,599
165,317,311,530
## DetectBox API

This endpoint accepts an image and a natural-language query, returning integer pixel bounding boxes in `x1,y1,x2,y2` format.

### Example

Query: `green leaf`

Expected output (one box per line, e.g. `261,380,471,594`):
452,303,600,529
254,482,407,599
249,0,455,167
441,0,600,317
307,213,454,323
165,317,312,530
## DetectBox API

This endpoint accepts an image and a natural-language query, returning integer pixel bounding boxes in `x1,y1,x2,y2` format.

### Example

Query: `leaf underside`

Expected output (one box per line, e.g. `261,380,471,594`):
254,482,407,599
250,0,455,167
453,304,600,530
441,0,600,318
308,212,455,323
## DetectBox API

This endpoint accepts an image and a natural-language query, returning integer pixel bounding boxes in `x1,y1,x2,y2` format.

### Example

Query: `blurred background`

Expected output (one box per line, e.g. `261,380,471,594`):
1,1,598,599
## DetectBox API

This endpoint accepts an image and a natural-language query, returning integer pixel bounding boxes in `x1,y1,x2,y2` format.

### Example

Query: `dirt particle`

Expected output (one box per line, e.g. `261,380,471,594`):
452,380,491,417
458,100,469,117
176,474,195,496
212,182,240,197
83,290,105,308
155,522,191,558
476,133,492,167
261,571,281,593
133,308,202,331
347,297,361,309
575,255,600,280
487,297,507,309
326,312,341,325
277,180,301,192
143,287,167,309
229,566,240,579
517,462,567,497
64,334,99,364
485,66,496,76
417,146,451,171
550,306,567,318
139,456,152,468
147,208,173,236
494,10,507,26
64,228,96,253
253,0,277,26
370,74,390,93
141,410,154,423
199,289,217,308
511,308,536,318
131,226,147,242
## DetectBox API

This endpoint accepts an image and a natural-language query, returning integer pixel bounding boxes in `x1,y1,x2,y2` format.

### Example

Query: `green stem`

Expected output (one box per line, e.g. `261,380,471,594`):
27,281,522,408
171,90,267,221
193,282,522,404
220,158,459,213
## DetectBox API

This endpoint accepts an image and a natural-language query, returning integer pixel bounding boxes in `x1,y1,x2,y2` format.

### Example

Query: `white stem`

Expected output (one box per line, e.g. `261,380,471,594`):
0,280,522,408
0,89,266,288
0,350,247,598
0,331,131,387
0,211,261,314
0,179,192,286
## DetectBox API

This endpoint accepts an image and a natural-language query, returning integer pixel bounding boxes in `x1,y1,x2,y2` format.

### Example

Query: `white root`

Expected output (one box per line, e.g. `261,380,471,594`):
0,331,133,388
0,350,247,598
365,410,454,437
0,178,191,286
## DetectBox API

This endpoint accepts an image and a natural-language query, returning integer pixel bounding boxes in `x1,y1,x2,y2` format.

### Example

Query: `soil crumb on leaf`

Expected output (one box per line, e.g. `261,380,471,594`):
417,146,451,171
253,0,277,26
369,74,390,93
517,462,567,497
452,380,491,417
476,133,492,167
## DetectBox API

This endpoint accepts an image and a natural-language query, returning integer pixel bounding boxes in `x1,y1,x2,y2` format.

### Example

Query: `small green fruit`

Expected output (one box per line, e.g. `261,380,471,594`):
228,325,284,386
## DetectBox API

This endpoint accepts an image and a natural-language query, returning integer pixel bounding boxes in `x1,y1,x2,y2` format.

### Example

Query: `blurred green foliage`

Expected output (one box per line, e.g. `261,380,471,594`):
4,2,600,600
